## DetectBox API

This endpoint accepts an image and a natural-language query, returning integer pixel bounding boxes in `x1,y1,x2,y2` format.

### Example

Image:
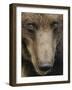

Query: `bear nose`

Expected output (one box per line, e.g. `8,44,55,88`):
39,64,52,71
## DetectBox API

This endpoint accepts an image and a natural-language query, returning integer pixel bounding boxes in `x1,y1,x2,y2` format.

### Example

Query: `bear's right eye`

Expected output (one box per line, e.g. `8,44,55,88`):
23,22,38,33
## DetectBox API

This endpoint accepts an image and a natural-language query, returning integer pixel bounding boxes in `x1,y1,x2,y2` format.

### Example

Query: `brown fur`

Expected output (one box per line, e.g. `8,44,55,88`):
21,13,63,77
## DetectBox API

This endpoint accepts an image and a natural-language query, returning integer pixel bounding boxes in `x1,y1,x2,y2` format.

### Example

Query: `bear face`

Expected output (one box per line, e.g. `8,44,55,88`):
21,13,63,76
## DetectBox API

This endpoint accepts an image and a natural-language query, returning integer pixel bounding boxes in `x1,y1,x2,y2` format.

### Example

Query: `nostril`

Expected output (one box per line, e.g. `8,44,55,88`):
39,66,52,71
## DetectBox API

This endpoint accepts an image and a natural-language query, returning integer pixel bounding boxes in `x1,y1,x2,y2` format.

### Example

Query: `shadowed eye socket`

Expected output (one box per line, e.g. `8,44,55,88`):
50,21,59,30
23,22,38,33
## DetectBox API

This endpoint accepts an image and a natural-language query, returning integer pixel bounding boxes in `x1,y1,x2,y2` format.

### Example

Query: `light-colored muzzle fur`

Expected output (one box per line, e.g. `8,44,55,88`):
26,29,57,75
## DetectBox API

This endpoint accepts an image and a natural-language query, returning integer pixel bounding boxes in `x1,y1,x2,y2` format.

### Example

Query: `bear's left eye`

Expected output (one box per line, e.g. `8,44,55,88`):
50,21,59,31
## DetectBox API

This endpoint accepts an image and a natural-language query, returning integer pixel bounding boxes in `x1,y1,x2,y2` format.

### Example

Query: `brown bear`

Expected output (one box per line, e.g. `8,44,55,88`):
21,13,63,77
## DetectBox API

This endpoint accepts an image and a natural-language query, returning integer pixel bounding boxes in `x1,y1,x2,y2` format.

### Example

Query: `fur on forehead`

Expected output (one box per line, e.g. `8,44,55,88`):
22,13,63,24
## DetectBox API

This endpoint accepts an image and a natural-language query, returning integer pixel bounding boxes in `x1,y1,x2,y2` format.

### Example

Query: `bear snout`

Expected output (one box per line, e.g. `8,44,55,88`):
38,64,53,71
